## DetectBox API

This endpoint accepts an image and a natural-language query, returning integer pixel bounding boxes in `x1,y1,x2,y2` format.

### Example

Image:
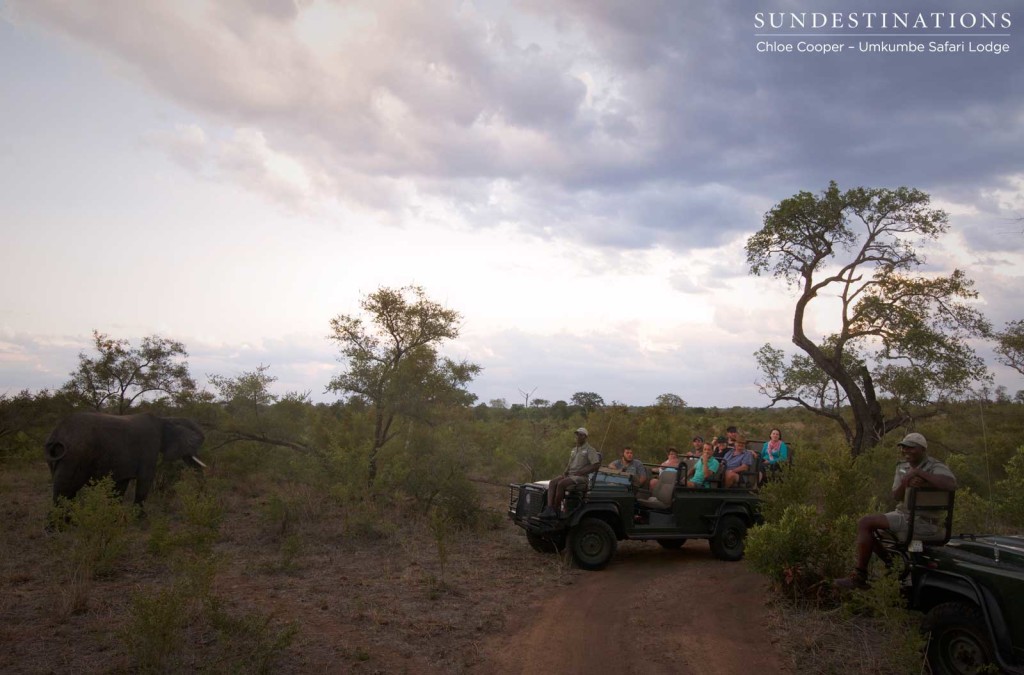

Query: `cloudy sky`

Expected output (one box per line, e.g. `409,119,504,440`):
1,0,1022,408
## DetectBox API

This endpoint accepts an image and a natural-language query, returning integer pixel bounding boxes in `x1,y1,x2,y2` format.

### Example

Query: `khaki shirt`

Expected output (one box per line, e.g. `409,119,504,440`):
892,455,957,518
567,442,601,474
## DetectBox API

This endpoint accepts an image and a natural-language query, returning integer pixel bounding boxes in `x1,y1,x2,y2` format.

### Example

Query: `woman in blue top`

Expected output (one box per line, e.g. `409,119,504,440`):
760,428,789,483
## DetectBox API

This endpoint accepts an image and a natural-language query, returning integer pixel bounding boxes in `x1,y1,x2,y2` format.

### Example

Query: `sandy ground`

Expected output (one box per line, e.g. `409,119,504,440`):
479,539,788,675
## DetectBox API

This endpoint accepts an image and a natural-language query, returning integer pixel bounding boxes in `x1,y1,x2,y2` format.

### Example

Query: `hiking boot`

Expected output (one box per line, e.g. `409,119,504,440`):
833,571,869,590
539,506,558,519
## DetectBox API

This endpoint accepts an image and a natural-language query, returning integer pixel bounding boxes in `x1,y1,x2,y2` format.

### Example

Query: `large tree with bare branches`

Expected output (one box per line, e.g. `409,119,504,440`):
327,286,480,485
746,182,990,456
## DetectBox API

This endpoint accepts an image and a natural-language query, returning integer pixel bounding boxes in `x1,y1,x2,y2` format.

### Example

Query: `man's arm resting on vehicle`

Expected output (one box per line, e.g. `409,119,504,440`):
892,468,957,500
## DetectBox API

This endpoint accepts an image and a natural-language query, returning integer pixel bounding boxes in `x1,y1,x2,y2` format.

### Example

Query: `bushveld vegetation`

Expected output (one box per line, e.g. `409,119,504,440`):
2,377,1021,671
1,271,1022,672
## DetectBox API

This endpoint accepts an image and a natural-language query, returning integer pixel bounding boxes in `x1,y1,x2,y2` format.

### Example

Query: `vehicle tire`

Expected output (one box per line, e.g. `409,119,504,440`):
569,518,617,571
657,539,687,549
527,531,566,554
709,515,747,561
925,601,996,675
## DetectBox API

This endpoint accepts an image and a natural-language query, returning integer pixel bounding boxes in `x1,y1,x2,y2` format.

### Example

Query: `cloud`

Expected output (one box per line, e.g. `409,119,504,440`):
12,0,1023,258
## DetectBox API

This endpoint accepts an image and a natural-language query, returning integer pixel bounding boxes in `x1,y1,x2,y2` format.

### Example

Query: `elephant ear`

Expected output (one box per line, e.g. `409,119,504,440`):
162,418,206,462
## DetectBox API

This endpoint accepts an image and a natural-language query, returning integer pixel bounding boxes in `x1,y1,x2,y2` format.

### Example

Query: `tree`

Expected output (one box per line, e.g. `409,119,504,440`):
62,330,196,414
746,182,990,456
654,393,687,409
326,285,480,485
994,320,1024,376
570,391,605,414
207,364,278,420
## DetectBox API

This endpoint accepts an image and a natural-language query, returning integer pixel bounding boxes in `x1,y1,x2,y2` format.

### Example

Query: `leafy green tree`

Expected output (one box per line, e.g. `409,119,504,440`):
570,391,605,415
654,393,687,409
326,285,480,485
62,331,196,414
207,364,278,421
994,320,1024,376
746,182,990,456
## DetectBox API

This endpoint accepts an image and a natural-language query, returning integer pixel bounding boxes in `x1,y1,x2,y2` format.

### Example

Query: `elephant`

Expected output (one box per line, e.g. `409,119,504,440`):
44,412,206,506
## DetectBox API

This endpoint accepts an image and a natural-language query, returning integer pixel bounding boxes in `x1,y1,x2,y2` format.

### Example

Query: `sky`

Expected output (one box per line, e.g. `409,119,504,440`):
1,0,1022,409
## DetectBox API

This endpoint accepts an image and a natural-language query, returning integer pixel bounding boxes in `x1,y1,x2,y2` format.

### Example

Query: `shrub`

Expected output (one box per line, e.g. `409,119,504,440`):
842,570,927,674
48,476,137,579
994,446,1024,529
206,599,298,673
952,486,1000,534
746,504,854,600
123,586,190,674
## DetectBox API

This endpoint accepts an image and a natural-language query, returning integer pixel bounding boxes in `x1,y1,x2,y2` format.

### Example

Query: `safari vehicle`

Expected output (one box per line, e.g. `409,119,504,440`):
874,488,1024,675
508,458,762,571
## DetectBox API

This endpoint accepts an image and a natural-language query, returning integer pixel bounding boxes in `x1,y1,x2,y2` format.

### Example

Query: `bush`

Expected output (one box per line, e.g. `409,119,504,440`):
123,586,190,673
995,446,1024,529
48,476,137,579
746,504,854,600
842,570,927,673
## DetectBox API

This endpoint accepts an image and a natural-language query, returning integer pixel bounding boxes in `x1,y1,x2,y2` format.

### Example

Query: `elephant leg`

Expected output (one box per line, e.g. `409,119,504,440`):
133,476,153,507
113,478,131,501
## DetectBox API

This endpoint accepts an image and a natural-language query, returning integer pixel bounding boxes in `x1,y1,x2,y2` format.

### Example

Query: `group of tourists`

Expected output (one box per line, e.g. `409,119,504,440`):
539,425,959,595
538,425,791,519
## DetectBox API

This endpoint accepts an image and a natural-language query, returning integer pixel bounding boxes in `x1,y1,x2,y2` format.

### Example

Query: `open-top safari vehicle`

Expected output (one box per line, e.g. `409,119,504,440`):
508,455,762,570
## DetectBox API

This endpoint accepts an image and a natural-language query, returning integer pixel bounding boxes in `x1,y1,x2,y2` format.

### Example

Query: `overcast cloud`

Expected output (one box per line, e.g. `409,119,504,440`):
1,0,1022,408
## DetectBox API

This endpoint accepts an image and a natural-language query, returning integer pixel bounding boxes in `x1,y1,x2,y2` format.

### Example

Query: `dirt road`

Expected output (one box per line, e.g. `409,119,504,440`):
479,539,790,675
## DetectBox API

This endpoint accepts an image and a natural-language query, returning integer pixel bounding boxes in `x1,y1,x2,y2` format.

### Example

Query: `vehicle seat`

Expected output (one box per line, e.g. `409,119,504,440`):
873,488,956,571
564,451,603,495
639,468,677,509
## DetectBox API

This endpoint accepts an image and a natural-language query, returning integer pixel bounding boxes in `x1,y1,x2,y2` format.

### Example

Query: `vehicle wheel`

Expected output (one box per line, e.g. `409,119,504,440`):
657,539,686,549
569,518,617,571
527,531,566,554
925,602,996,675
709,515,747,561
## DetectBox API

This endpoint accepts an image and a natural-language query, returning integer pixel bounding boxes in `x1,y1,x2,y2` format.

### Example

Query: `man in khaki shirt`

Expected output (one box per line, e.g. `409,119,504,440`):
540,427,601,519
834,432,956,589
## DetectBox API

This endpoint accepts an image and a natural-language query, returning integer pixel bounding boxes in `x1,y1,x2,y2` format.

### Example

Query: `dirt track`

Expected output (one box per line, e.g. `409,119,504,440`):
479,539,789,675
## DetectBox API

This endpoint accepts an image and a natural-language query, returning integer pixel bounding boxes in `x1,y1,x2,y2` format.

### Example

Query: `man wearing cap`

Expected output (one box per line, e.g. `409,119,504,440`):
835,432,957,590
689,436,704,458
711,436,729,460
540,427,601,519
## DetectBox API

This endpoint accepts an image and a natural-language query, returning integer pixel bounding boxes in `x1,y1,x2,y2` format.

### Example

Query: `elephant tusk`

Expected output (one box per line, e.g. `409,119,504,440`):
189,456,207,468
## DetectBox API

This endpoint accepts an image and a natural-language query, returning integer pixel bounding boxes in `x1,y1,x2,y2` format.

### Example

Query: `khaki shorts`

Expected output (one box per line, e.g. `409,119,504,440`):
885,511,940,541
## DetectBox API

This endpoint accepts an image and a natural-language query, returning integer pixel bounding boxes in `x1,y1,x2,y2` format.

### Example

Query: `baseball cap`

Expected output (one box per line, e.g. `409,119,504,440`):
897,432,927,450
692,435,704,443
575,427,589,436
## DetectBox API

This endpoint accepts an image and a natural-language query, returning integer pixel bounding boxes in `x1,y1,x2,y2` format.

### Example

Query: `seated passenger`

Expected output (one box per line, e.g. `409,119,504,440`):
688,436,704,458
722,436,754,488
834,433,956,589
540,427,601,519
687,442,720,488
608,446,649,488
711,435,729,460
759,428,789,483
725,425,740,450
649,447,681,491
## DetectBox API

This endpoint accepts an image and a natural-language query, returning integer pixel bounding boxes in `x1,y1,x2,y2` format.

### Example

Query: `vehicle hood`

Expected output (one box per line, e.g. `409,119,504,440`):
944,534,1024,569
